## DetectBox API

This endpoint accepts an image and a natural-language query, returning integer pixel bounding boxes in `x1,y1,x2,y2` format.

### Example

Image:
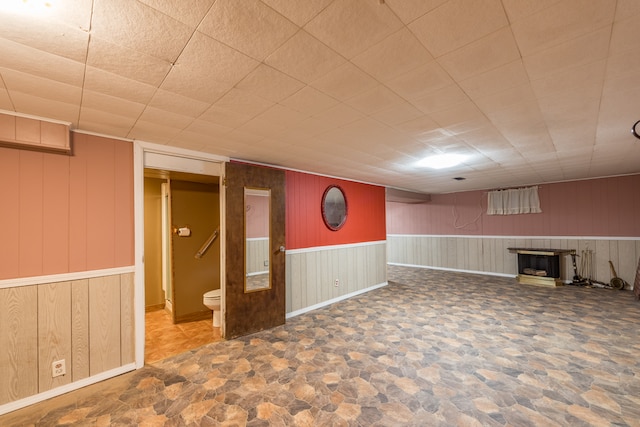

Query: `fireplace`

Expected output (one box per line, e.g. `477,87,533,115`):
508,248,572,287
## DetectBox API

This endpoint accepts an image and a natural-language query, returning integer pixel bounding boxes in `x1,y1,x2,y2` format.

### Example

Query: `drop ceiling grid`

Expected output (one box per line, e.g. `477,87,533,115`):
0,0,638,193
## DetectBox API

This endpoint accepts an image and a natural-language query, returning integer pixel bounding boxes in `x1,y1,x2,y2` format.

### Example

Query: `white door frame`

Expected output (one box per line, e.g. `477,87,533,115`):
133,141,228,368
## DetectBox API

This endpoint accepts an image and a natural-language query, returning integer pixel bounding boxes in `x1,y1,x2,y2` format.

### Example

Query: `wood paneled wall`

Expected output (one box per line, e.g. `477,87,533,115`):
388,235,640,288
246,238,269,275
0,133,134,281
286,170,386,250
286,242,387,314
387,175,640,238
0,272,134,406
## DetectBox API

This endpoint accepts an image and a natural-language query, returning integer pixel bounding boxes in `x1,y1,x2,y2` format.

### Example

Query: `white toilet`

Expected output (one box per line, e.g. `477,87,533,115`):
203,289,221,327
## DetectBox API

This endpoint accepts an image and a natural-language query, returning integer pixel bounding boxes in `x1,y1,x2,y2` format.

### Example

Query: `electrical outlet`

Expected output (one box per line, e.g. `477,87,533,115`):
52,359,66,378
264,260,269,267
334,279,339,287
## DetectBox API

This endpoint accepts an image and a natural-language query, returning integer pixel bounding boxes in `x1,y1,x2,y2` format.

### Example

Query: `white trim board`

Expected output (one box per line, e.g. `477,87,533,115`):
387,262,516,279
0,364,135,416
386,234,640,240
286,281,388,319
0,266,135,290
286,240,386,255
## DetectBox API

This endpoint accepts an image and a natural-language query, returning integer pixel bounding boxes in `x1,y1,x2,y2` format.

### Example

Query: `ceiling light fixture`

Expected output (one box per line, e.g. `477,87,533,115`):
416,153,467,170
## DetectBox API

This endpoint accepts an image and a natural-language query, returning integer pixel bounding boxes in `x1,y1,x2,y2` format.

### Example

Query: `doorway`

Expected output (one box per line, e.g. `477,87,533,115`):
143,169,223,362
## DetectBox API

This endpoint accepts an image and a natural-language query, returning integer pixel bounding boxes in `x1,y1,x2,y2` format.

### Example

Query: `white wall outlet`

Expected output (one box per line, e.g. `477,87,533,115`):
334,279,339,287
264,260,269,267
52,359,66,377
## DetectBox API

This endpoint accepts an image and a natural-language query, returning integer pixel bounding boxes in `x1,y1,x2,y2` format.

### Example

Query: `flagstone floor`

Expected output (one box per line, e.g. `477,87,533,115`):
2,265,640,426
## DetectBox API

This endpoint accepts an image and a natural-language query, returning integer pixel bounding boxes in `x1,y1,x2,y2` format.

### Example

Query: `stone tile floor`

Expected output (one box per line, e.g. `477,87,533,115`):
2,266,640,426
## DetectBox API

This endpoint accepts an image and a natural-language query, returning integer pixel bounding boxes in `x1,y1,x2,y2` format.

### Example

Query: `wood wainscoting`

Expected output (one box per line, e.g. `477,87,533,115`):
0,271,134,406
387,235,640,288
286,241,387,315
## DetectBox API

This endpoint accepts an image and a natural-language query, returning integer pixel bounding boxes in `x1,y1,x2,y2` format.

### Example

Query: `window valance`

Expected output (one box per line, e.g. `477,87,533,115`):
487,186,541,215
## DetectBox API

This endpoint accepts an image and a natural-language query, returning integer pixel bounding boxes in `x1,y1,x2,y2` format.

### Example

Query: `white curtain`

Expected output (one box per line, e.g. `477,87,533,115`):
487,186,542,215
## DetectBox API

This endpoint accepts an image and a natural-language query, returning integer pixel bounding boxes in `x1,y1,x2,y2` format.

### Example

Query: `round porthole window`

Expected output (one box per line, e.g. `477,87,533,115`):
321,185,347,231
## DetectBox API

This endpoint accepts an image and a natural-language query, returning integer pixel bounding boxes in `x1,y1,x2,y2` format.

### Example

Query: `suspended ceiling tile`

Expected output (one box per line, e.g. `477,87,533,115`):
78,107,137,136
213,88,274,118
265,30,346,84
251,104,307,131
276,117,330,144
84,67,156,105
236,64,305,103
0,67,81,105
475,85,538,116
199,105,253,128
136,107,194,130
0,37,84,87
437,27,521,81
614,0,640,21
87,37,172,86
261,0,333,27
147,90,210,118
522,27,611,81
609,12,640,55
510,0,616,56
409,0,508,57
309,62,378,102
458,60,529,100
429,102,487,130
384,0,448,24
304,0,403,59
309,103,365,129
372,100,424,127
181,118,234,140
393,114,439,137
9,92,79,125
0,87,13,110
130,120,185,144
411,84,470,115
91,0,193,63
280,86,338,116
81,90,145,120
385,61,453,101
199,0,299,61
0,13,89,62
138,0,214,27
345,85,405,115
501,0,562,23
530,60,606,101
161,33,258,102
351,28,433,83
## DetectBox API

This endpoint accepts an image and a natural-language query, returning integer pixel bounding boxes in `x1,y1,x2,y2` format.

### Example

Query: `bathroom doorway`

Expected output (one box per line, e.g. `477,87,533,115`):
143,169,223,362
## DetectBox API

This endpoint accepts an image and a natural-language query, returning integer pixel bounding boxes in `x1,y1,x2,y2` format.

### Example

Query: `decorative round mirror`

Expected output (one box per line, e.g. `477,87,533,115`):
321,185,347,231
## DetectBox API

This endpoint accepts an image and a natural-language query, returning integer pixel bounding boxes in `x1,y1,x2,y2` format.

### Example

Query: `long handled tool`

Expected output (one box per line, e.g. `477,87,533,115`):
608,260,625,290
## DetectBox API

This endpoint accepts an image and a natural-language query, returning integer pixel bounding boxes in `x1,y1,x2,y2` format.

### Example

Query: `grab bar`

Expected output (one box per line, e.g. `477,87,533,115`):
195,227,219,259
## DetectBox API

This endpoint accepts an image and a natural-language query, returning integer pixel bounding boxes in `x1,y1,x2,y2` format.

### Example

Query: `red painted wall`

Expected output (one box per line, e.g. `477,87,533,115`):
0,133,134,280
387,174,640,237
286,170,386,250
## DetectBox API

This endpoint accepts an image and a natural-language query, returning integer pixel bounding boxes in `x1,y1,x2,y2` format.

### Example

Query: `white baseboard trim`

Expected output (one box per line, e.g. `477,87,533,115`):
0,363,137,416
286,281,388,319
387,262,517,279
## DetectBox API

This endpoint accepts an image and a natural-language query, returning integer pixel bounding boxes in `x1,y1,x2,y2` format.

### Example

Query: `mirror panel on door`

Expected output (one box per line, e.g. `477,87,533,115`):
245,187,271,292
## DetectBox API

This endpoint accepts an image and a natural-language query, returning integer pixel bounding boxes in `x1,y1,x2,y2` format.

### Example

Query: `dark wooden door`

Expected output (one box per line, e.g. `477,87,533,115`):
225,163,285,338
